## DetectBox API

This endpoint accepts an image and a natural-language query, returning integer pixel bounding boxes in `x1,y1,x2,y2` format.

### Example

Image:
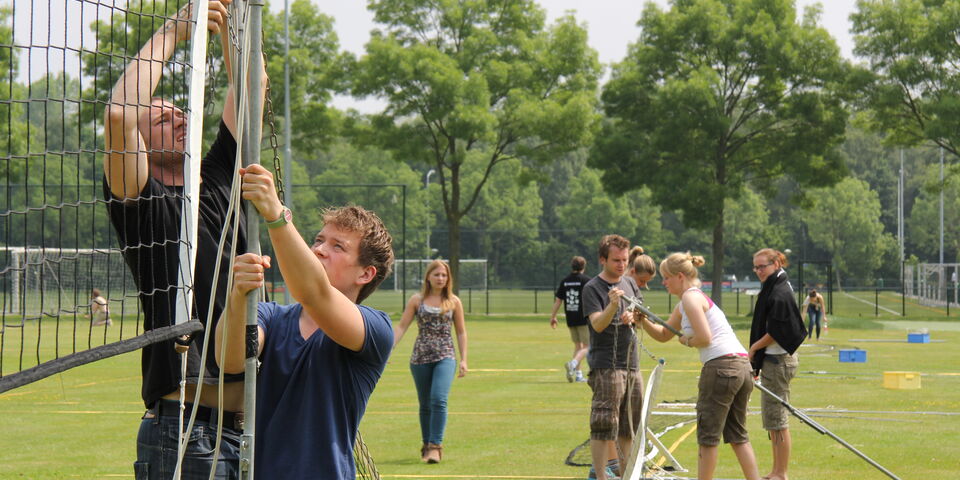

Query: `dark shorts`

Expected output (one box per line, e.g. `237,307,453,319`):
760,353,798,430
588,368,644,441
696,355,753,446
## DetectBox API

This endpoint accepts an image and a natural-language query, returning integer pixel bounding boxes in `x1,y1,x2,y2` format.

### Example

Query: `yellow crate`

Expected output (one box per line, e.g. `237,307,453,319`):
883,371,921,390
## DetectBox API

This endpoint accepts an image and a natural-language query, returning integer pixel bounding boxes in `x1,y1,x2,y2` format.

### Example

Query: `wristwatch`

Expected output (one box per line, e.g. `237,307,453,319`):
265,207,292,229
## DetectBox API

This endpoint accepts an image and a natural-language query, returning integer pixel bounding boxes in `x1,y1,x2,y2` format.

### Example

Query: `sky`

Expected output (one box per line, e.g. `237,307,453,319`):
313,0,859,112
10,0,859,111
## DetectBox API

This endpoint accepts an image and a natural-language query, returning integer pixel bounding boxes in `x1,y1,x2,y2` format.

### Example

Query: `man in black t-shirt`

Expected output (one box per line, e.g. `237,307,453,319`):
581,235,643,480
549,256,591,383
103,2,260,478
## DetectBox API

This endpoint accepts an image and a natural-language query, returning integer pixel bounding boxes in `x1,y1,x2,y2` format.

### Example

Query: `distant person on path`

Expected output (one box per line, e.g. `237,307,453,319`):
550,256,592,383
581,234,642,480
393,259,468,464
800,289,826,340
748,248,806,480
639,252,761,480
90,288,112,326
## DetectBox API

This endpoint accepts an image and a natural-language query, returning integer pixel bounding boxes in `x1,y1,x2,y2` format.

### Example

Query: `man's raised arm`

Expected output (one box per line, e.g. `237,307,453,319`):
103,1,229,199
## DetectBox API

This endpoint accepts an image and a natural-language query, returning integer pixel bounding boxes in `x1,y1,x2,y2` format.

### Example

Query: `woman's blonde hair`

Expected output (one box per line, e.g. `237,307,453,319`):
420,259,455,313
659,252,705,287
629,246,656,279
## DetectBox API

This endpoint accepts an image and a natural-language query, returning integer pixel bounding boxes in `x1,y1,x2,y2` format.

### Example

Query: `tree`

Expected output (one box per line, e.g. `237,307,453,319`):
723,187,785,280
461,157,542,286
590,0,848,305
803,177,895,286
350,0,601,290
557,168,639,257
852,0,960,162
908,166,959,263
304,140,427,256
262,0,349,155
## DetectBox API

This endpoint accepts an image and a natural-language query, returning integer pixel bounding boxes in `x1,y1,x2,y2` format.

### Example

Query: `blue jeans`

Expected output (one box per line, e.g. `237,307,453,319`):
134,411,241,479
807,309,822,339
410,358,456,445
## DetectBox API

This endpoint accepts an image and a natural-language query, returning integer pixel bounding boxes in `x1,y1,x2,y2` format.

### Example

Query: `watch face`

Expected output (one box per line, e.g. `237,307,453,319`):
282,208,292,222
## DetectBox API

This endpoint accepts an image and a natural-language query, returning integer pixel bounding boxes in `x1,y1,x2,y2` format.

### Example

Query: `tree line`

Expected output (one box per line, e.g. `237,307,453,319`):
1,1,958,307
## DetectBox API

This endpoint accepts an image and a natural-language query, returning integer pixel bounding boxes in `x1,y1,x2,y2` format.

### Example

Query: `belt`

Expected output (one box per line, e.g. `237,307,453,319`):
764,353,788,364
150,399,244,431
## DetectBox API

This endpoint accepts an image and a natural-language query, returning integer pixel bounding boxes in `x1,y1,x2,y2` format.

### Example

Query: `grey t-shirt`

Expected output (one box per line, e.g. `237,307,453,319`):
582,275,641,370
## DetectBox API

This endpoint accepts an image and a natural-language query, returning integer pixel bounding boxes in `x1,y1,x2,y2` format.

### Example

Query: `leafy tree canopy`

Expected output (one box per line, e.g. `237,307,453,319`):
852,0,960,160
590,0,849,303
349,0,601,288
804,177,895,285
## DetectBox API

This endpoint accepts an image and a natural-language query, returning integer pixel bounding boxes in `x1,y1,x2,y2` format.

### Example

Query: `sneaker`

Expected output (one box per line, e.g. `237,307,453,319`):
587,464,620,480
607,459,620,477
565,360,576,383
575,370,587,382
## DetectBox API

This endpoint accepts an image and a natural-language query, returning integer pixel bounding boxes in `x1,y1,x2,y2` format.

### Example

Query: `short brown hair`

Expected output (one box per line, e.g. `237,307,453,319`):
322,205,394,303
598,234,629,260
571,256,586,272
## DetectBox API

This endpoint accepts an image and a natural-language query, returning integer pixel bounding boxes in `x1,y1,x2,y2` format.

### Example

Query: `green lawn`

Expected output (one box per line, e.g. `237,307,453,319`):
1,311,958,479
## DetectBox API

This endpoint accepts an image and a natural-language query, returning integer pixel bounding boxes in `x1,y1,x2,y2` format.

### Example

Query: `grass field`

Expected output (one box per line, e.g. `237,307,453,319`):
1,293,959,479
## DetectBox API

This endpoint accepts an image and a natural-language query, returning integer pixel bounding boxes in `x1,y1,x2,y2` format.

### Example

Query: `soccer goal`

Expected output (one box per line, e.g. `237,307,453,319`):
0,246,137,320
904,263,959,307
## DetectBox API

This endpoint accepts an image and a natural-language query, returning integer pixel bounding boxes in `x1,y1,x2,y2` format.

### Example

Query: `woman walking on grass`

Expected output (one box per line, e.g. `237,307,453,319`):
639,252,761,480
800,289,826,340
394,259,468,464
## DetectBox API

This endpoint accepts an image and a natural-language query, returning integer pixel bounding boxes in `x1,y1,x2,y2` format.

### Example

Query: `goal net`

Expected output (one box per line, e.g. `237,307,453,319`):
904,263,959,307
1,247,137,320
0,0,207,392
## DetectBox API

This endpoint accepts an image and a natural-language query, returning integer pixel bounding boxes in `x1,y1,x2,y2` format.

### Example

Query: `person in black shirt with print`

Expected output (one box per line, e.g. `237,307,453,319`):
550,255,592,383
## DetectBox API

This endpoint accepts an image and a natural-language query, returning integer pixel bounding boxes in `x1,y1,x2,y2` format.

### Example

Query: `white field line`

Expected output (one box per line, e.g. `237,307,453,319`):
842,291,900,315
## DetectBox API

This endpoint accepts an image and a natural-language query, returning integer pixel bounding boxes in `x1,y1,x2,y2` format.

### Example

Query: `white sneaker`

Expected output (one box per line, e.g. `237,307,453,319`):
565,360,576,382
575,371,587,382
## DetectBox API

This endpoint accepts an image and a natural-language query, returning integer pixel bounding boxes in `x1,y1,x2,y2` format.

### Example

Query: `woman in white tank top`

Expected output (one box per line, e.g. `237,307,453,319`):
638,252,760,480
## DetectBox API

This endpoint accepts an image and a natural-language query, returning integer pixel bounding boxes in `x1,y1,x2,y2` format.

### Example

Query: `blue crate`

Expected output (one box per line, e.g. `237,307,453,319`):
907,333,930,343
839,349,866,363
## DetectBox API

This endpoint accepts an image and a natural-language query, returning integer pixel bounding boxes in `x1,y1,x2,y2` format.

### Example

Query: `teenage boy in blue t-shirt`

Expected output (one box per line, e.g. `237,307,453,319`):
215,164,395,479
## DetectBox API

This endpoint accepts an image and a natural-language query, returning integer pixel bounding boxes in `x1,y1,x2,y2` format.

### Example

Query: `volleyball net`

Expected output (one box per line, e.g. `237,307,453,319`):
0,0,212,391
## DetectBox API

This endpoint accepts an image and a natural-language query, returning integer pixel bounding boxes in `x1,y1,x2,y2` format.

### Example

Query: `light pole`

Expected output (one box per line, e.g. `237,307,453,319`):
425,169,436,258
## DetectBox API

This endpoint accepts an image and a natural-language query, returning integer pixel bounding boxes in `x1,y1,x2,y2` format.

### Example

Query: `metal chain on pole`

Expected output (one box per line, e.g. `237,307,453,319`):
260,41,286,204
223,13,285,203
204,38,219,115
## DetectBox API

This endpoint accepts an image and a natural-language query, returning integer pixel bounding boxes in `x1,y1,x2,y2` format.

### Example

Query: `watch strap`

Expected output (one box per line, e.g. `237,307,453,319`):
265,207,291,229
